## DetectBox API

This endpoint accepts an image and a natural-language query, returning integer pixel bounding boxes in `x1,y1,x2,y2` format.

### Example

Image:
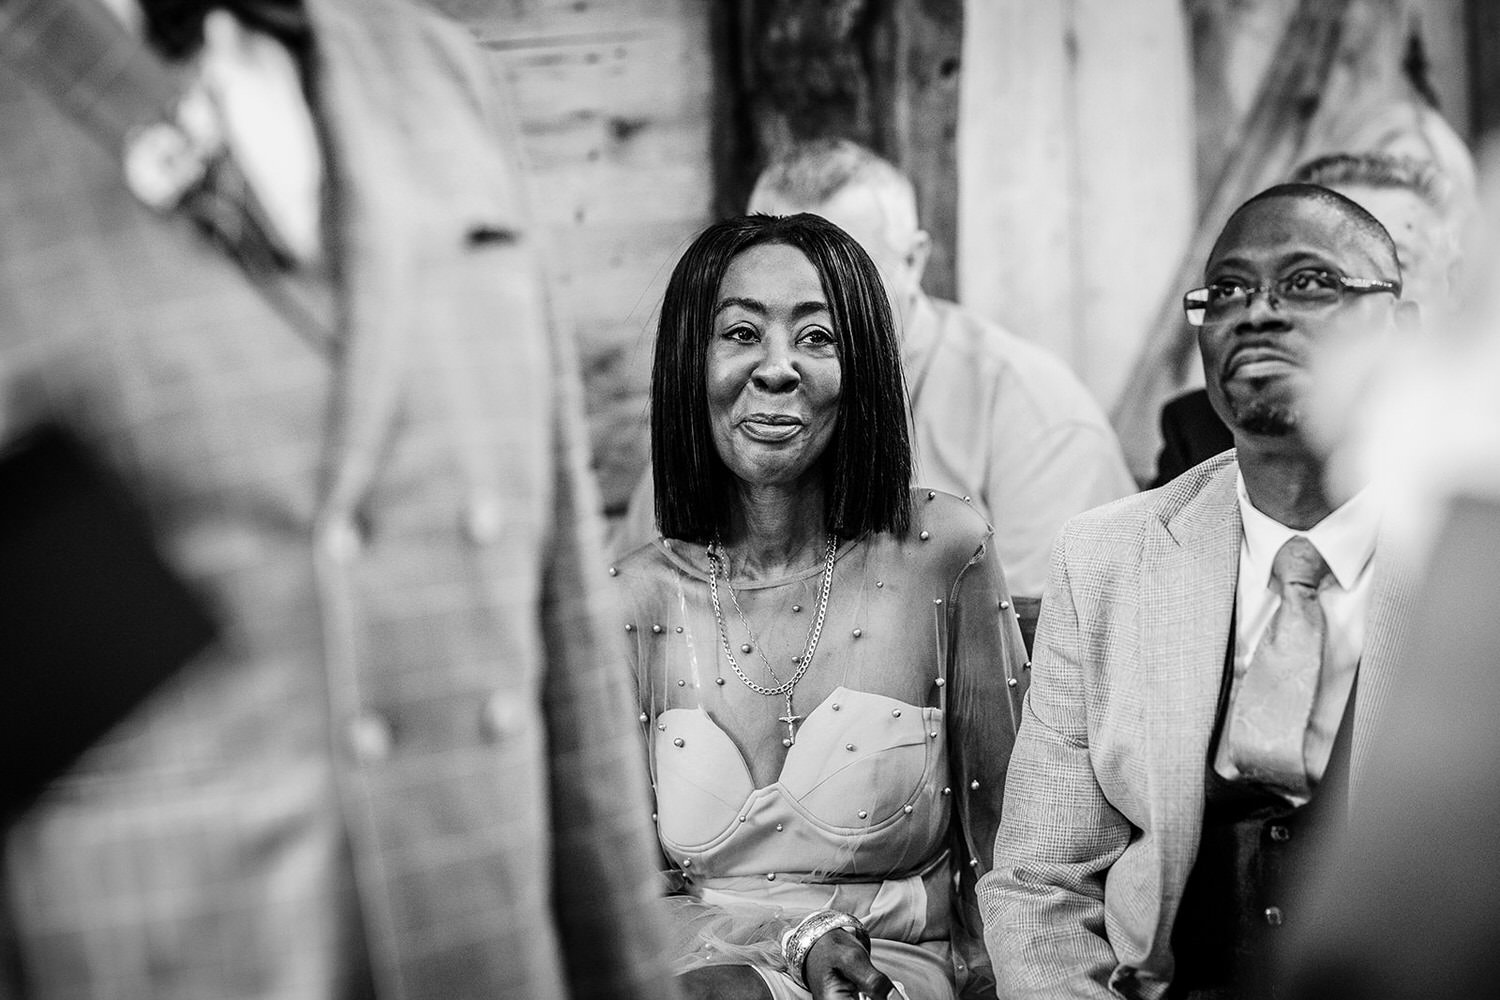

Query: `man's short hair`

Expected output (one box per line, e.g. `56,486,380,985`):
1227,182,1402,286
651,213,912,542
748,139,920,246
1290,152,1449,212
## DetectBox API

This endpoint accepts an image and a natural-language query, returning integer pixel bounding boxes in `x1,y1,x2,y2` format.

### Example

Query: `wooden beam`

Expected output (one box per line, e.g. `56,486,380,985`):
1468,0,1500,140
707,0,962,298
955,2,1074,360
956,0,1195,406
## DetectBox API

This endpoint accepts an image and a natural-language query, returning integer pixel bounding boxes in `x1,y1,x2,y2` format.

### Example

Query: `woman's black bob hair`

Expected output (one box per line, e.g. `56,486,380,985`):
651,213,912,542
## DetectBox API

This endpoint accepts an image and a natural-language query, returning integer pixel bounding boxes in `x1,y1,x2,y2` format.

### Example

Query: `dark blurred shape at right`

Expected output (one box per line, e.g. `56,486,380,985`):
1285,490,1500,999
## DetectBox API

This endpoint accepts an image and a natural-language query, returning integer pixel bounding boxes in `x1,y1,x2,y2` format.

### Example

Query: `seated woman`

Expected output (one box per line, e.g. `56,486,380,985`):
613,213,1031,1000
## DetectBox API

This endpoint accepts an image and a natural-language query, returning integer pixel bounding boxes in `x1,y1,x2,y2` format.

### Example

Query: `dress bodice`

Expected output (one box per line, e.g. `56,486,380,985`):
653,686,949,880
614,491,1030,943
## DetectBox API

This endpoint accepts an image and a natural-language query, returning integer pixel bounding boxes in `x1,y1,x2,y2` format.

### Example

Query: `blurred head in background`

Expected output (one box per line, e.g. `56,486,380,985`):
1286,153,1480,510
749,138,931,335
1291,152,1465,318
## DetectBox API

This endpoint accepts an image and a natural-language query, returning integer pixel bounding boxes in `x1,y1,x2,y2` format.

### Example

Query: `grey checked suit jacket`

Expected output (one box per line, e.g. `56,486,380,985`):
978,453,1414,999
0,2,677,998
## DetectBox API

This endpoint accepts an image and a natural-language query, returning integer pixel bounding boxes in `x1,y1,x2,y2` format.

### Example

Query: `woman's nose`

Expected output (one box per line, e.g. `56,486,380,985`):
751,340,800,392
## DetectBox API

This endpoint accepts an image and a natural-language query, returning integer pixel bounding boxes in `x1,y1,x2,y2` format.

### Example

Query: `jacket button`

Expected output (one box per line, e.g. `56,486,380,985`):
481,692,525,740
464,494,504,545
1264,906,1284,927
347,712,393,762
1269,824,1292,843
322,519,364,562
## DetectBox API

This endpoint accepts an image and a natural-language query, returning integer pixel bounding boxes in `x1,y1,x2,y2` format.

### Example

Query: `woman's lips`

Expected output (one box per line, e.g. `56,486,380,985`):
741,415,804,442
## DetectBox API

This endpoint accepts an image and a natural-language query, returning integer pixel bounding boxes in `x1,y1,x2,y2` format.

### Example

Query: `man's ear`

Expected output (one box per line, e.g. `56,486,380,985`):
907,229,933,286
1394,299,1422,335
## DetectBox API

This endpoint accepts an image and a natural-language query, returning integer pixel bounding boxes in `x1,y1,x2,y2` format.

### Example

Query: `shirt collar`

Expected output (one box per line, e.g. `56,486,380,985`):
900,293,947,406
901,293,939,365
1235,466,1380,591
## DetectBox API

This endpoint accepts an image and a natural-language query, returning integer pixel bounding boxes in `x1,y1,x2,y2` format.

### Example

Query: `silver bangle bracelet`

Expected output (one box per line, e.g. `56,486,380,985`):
779,909,870,990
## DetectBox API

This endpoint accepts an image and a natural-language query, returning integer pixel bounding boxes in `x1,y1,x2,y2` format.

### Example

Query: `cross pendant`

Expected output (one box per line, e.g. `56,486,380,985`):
779,695,802,747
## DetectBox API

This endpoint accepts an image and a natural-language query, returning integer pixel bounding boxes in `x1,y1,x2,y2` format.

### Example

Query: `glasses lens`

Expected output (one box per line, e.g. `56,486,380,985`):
1183,289,1208,327
1276,269,1341,306
1202,283,1248,323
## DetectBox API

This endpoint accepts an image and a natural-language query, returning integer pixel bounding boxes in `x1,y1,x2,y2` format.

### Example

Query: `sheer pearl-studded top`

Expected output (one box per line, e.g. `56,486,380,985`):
614,490,1030,938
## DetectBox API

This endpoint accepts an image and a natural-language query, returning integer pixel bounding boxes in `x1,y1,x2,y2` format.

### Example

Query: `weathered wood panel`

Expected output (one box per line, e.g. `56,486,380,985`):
957,0,1195,411
1417,0,1470,139
425,0,714,512
955,2,1074,362
710,1,963,299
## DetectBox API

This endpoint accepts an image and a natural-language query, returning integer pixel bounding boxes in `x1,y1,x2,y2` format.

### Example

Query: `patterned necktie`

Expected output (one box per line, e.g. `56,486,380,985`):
1225,535,1332,798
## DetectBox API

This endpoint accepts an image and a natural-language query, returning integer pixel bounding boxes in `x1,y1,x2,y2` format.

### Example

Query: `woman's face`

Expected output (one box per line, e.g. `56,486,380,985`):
706,243,843,491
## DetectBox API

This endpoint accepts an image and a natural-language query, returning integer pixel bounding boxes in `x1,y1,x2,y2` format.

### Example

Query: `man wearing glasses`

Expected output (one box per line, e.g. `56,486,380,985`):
979,184,1417,999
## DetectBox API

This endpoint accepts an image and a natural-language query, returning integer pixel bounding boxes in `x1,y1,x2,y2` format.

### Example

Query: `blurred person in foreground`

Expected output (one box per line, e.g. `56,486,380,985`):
1282,148,1500,1000
1152,151,1471,487
982,184,1419,999
0,1,675,998
617,139,1134,599
612,213,1030,999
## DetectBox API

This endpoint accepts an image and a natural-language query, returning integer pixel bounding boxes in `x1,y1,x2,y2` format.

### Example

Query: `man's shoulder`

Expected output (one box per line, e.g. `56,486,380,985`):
1060,452,1238,548
316,0,505,121
1161,388,1218,424
929,299,1068,371
925,297,1113,424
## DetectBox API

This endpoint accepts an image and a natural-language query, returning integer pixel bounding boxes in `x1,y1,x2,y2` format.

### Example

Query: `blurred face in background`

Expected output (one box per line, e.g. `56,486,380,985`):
1333,183,1455,317
750,184,930,337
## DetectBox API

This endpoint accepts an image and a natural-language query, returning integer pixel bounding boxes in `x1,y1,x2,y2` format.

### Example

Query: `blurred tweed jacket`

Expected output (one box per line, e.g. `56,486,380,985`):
0,1,675,998
978,453,1414,999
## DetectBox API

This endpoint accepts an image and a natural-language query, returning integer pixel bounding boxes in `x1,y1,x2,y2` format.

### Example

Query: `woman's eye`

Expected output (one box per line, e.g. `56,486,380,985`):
722,325,759,343
798,325,837,348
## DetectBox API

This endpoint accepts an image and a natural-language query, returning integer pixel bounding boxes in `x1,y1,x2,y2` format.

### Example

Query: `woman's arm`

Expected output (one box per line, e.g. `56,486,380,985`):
946,535,1031,880
944,535,1032,997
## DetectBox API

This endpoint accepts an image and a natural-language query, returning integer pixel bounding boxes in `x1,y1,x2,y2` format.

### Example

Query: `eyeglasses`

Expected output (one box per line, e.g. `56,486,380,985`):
1182,267,1400,327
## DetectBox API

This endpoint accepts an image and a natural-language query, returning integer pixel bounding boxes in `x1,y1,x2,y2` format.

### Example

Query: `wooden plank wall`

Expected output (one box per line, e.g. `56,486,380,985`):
424,0,714,512
709,2,963,299
956,0,1196,414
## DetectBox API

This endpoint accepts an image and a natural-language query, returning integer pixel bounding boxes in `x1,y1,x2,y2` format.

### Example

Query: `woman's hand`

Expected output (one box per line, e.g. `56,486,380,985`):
803,928,895,999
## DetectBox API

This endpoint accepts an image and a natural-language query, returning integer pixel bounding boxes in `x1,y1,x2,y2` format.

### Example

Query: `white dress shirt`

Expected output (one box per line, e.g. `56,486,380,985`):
103,1,324,265
1214,468,1381,801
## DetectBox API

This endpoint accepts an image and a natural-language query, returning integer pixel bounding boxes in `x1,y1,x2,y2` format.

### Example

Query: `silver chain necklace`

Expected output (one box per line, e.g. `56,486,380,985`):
723,567,791,686
707,533,837,747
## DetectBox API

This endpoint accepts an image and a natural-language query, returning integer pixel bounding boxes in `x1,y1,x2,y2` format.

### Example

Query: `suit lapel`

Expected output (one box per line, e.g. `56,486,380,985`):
1139,460,1241,936
1350,543,1417,796
300,0,422,518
